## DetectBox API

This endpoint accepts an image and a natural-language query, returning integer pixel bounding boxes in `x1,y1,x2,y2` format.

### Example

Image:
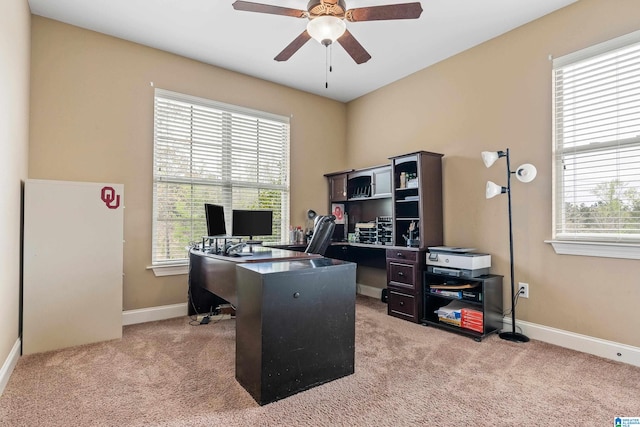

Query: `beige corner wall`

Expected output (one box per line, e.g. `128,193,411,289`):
346,0,640,347
29,16,346,311
0,0,30,367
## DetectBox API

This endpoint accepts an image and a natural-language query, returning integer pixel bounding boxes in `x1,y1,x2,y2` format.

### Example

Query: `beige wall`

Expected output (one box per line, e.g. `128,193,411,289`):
0,0,30,368
29,16,347,311
346,0,640,347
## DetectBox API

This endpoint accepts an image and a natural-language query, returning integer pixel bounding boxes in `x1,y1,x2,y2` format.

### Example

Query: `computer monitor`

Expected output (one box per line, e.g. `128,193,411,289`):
232,209,273,244
205,204,226,237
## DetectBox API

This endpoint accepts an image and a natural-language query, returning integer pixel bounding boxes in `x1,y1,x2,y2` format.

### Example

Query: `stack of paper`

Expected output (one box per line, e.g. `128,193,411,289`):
435,301,467,327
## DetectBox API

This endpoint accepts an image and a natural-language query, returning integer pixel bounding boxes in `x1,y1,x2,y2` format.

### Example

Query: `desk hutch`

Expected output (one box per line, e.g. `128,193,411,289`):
325,151,444,323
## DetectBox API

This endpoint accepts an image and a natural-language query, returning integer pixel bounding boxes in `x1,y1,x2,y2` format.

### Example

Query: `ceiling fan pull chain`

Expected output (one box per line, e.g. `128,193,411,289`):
324,44,335,89
325,45,329,88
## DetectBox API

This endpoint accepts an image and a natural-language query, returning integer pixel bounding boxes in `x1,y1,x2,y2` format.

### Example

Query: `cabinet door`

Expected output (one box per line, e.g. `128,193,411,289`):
372,166,392,197
329,174,348,202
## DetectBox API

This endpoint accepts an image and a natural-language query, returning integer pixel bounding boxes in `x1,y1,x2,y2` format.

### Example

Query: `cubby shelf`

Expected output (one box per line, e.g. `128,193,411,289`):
390,151,443,249
422,272,503,341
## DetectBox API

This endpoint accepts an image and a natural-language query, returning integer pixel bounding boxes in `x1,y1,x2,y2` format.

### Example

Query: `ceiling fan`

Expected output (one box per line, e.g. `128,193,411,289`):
232,0,423,64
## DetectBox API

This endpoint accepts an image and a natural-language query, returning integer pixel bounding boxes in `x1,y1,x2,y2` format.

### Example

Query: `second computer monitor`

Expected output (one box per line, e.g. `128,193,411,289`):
205,203,227,237
232,209,273,244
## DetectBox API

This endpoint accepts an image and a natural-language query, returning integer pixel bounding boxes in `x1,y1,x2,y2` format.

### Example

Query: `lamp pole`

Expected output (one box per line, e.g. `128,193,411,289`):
499,148,530,343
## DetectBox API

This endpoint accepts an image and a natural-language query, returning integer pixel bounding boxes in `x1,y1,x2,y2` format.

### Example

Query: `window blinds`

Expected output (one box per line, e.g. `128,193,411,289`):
153,89,290,263
552,30,640,242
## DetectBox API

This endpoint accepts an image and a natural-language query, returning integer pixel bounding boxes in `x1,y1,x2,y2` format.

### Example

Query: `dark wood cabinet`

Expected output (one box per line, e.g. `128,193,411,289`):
385,151,443,324
386,248,425,323
325,166,393,242
389,151,443,248
324,152,445,326
326,172,349,202
422,272,503,341
236,258,356,405
344,165,392,200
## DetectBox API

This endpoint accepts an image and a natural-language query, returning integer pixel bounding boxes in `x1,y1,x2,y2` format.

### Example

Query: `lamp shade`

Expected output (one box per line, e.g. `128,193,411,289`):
515,163,537,183
306,16,346,45
482,151,500,168
485,181,506,199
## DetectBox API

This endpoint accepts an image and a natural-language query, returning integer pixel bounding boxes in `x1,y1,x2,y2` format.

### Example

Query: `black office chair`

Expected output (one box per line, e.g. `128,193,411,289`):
305,215,336,256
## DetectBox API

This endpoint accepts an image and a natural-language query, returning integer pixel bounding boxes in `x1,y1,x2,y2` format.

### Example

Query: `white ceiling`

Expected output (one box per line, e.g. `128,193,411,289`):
28,0,578,103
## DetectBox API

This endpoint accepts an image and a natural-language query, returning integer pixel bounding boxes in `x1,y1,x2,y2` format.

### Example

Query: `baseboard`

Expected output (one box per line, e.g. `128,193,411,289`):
122,303,188,326
356,287,640,367
503,317,640,368
0,338,21,397
357,283,383,300
121,285,382,326
119,293,640,368
122,286,384,326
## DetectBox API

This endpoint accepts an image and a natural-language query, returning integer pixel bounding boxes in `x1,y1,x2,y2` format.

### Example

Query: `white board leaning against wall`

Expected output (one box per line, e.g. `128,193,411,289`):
23,179,124,355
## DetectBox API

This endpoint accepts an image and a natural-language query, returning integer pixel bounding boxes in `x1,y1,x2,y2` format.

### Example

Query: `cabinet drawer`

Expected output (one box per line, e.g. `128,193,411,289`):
388,262,416,289
386,249,417,262
387,290,418,321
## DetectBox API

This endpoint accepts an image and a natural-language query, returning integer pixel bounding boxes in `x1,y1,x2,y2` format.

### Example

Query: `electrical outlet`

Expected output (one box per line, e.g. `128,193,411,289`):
519,282,529,299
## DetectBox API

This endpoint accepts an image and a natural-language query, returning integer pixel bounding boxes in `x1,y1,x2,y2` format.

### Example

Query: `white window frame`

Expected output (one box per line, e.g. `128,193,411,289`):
150,89,290,274
547,30,640,260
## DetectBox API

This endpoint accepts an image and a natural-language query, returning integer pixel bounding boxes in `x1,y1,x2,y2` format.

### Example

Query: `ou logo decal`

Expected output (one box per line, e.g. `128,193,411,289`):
101,186,121,209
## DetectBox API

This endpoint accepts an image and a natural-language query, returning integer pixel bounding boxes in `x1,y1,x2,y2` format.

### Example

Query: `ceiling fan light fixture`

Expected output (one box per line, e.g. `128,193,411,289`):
306,15,346,46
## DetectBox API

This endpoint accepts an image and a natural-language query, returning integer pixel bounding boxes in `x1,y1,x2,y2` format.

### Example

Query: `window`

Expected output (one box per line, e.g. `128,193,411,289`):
551,30,640,257
152,89,290,265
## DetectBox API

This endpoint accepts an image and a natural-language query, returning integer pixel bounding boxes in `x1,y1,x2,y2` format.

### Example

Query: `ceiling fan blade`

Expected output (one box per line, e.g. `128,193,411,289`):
274,31,312,61
232,1,307,18
346,3,423,22
337,29,371,64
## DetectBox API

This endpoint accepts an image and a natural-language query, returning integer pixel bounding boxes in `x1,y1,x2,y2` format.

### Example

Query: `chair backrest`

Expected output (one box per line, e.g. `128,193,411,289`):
305,215,336,255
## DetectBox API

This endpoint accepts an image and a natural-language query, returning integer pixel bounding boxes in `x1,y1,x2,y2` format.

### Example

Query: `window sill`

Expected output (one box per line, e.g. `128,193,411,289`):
148,262,189,277
545,240,640,260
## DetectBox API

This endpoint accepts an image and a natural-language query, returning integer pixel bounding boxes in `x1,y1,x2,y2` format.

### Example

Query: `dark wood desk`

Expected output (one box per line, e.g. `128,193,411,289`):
188,246,320,307
188,248,357,405
268,241,389,268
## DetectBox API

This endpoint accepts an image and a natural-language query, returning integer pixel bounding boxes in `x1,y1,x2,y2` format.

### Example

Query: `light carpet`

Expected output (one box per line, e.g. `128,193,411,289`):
1,296,639,426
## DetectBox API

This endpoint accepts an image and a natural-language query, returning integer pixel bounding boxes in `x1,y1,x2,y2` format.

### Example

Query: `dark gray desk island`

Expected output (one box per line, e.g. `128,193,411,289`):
188,248,357,405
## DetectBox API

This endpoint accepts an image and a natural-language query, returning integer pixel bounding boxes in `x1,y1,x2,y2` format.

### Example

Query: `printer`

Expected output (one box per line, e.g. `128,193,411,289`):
426,246,491,278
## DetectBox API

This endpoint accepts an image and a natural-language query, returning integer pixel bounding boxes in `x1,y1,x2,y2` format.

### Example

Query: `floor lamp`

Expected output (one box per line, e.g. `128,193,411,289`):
481,148,537,343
